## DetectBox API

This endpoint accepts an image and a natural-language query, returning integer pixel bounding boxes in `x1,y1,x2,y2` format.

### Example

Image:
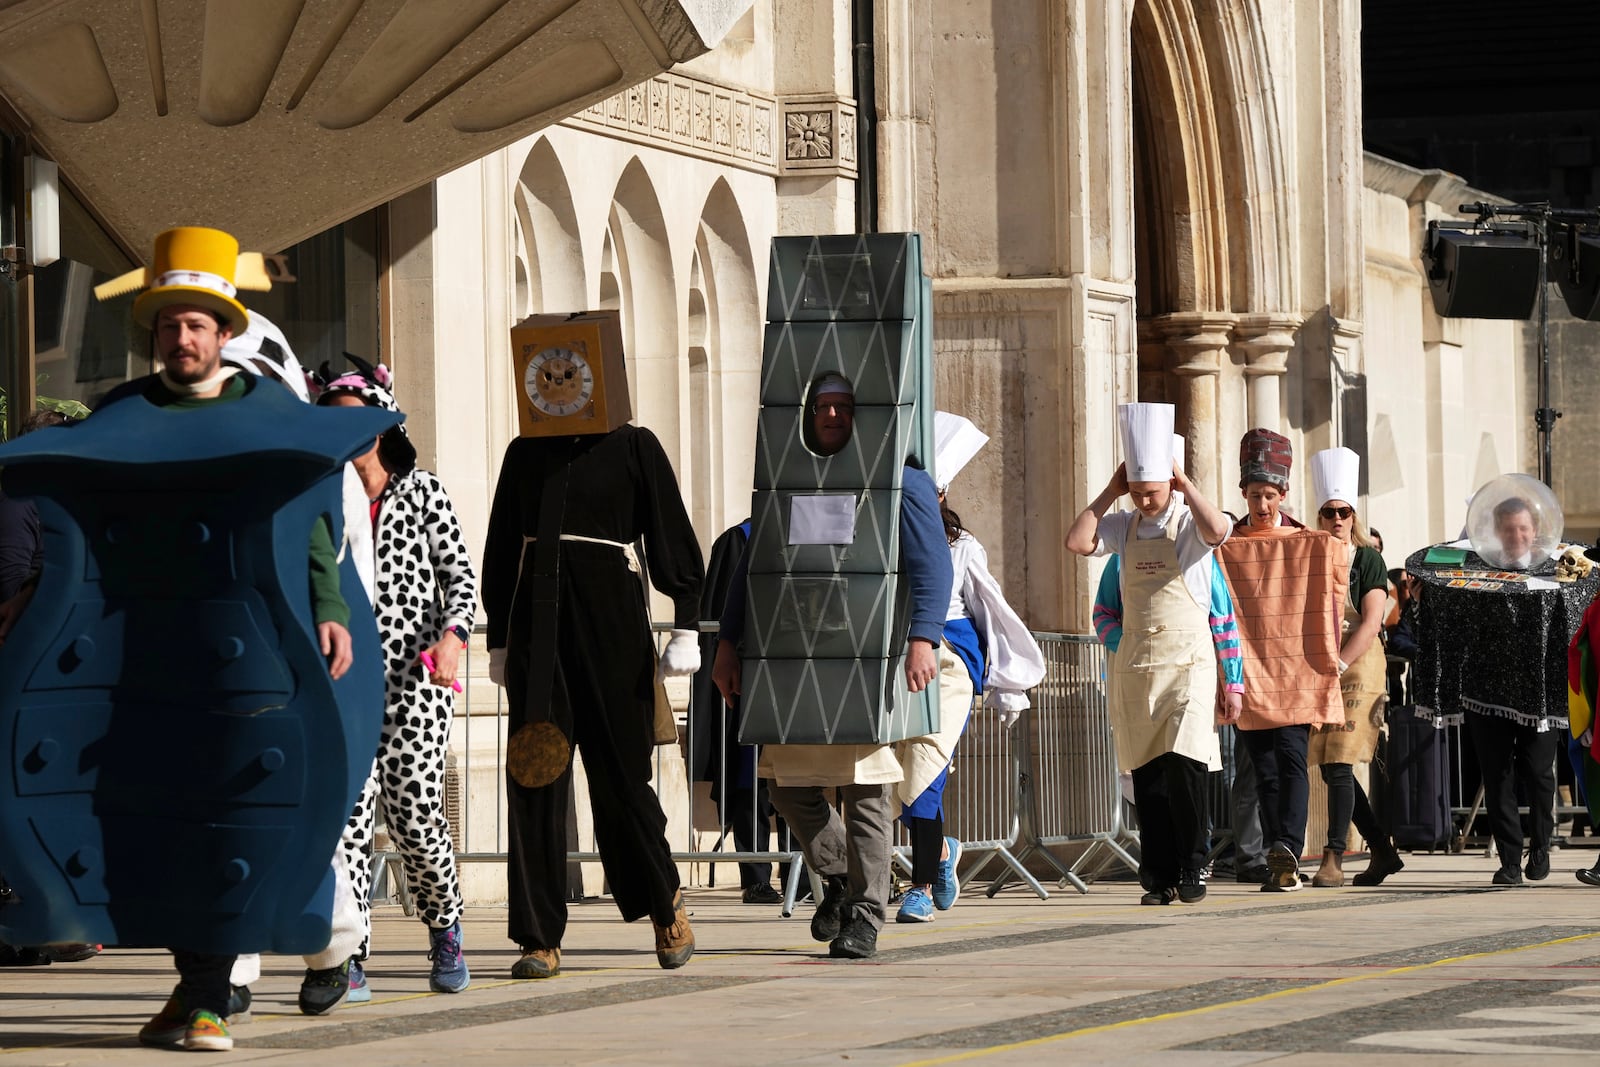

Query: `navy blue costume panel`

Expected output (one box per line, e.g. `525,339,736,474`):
0,376,395,954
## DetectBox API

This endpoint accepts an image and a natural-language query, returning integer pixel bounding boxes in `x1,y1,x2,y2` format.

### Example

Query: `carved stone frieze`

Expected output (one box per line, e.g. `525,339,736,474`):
564,71,781,176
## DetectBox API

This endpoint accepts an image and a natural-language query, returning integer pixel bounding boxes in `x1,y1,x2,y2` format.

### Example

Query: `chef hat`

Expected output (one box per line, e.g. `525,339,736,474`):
933,411,990,493
1310,447,1360,509
1239,427,1292,490
1171,433,1186,471
1118,403,1175,483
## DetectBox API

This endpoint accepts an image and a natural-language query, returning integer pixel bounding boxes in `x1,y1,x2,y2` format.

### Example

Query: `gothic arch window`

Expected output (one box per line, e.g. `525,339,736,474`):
606,157,680,452
513,137,584,316
693,178,760,539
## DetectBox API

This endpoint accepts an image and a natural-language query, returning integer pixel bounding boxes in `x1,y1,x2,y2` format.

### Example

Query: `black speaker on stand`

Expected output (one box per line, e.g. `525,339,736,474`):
1550,227,1600,321
1423,224,1541,319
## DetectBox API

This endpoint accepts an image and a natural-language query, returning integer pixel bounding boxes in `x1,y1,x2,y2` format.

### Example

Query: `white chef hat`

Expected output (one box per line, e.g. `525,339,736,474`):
1172,433,1186,471
1310,446,1360,509
1118,403,1175,483
933,410,989,492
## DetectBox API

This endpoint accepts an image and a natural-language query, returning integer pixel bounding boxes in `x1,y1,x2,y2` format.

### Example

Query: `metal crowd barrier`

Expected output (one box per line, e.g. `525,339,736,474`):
375,625,1142,910
890,698,1042,897
375,622,811,916
994,634,1135,894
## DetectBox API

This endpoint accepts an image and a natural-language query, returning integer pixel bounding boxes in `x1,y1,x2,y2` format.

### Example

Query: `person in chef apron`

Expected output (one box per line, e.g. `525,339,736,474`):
1304,447,1393,889
1067,404,1237,904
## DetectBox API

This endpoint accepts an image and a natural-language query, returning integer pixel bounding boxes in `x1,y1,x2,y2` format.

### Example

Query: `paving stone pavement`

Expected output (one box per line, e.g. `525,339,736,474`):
3,849,1599,1064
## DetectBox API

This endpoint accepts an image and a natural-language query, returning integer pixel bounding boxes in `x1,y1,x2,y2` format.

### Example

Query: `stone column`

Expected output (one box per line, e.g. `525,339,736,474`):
1235,313,1301,434
1158,312,1237,502
1136,318,1169,404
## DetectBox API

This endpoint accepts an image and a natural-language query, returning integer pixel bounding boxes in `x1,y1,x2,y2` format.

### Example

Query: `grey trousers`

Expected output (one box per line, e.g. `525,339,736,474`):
768,782,894,930
1231,731,1265,866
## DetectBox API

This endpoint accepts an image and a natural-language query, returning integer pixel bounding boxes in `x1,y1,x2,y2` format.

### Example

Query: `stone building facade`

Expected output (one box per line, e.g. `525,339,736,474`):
0,1,1538,898
403,0,1529,632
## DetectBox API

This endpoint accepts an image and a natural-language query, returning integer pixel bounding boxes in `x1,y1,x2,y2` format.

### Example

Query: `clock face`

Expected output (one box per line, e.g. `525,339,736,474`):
524,346,595,417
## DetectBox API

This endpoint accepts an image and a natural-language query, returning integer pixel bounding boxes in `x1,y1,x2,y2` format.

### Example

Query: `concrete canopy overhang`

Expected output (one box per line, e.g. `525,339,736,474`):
0,0,752,256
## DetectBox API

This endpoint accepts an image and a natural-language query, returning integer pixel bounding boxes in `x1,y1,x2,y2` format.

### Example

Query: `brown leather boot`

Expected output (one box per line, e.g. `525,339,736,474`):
653,890,695,969
511,947,560,979
1311,847,1344,887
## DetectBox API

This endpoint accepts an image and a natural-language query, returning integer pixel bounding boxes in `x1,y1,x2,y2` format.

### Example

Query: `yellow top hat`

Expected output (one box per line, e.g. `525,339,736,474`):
94,226,273,333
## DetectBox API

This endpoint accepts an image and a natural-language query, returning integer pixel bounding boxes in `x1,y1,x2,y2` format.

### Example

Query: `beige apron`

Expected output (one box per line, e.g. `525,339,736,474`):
1109,520,1222,773
1308,571,1386,766
895,643,977,805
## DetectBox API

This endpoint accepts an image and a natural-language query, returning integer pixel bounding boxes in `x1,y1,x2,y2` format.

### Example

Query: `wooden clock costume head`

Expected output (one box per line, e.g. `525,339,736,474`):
526,347,593,416
510,311,630,436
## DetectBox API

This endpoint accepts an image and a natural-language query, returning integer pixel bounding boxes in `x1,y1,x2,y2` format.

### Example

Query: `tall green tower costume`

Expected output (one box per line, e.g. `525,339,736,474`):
738,232,939,745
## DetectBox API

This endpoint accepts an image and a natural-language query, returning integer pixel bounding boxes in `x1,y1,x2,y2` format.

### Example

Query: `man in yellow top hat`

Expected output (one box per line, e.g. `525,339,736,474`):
92,227,356,1052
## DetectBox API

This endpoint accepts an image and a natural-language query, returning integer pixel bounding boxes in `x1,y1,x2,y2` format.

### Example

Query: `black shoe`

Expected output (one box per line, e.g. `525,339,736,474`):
1576,864,1600,887
829,916,878,959
298,960,352,1016
41,943,100,963
741,884,783,905
1525,848,1550,881
1492,864,1524,886
228,985,251,1021
1351,842,1405,887
1178,869,1207,904
809,875,849,942
0,945,49,966
1139,887,1177,905
1235,863,1271,885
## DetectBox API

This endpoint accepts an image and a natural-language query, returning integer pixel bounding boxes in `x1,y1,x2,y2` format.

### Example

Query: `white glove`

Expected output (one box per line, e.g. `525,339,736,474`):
987,689,1029,728
489,647,507,688
657,629,701,681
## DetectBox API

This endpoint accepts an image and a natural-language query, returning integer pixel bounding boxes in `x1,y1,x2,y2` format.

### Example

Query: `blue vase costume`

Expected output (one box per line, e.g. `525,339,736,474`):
0,376,394,956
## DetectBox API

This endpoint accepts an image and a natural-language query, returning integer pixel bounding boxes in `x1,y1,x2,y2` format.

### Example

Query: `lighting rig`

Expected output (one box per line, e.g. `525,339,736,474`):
1423,201,1600,485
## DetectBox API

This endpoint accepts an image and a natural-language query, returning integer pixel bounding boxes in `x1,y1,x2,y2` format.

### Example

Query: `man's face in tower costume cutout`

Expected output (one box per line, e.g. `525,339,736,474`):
810,388,855,457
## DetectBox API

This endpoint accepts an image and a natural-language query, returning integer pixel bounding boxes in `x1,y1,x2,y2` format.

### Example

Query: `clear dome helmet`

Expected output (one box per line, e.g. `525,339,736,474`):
1466,473,1563,570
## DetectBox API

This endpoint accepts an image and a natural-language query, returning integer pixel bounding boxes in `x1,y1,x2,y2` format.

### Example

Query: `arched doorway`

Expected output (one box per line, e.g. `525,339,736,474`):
1128,0,1294,501
1130,0,1233,498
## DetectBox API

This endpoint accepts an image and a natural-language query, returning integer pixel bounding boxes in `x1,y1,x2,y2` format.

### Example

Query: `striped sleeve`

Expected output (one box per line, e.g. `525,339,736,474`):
1208,556,1244,692
1092,555,1123,653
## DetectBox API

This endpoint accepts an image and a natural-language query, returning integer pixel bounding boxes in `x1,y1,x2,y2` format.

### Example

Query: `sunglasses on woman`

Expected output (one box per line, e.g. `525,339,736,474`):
1319,506,1353,520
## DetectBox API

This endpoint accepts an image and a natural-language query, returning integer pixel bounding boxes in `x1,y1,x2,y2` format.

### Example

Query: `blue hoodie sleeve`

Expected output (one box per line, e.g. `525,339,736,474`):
900,467,954,646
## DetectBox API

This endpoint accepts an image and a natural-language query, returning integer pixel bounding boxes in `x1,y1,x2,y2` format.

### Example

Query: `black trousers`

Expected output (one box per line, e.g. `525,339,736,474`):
1132,752,1210,888
719,780,775,889
172,951,235,1016
1240,725,1311,859
1466,713,1558,864
505,690,680,951
905,814,944,887
1319,762,1382,852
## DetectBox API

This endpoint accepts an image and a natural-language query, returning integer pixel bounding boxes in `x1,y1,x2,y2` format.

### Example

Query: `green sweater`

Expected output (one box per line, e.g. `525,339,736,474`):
141,374,350,627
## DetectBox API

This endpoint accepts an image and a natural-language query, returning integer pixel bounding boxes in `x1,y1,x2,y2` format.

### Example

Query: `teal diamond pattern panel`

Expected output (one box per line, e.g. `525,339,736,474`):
740,232,938,745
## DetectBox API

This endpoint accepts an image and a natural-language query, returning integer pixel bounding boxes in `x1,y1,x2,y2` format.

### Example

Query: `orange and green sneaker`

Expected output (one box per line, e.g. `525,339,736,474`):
182,1009,233,1052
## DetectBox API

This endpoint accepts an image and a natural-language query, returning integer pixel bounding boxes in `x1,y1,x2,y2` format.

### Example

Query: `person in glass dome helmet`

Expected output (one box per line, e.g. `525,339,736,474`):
1493,497,1539,570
